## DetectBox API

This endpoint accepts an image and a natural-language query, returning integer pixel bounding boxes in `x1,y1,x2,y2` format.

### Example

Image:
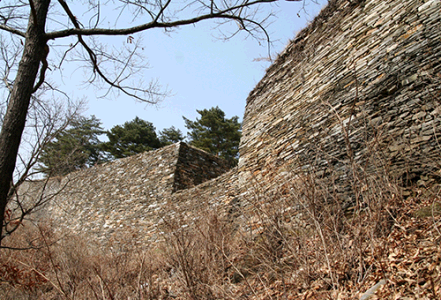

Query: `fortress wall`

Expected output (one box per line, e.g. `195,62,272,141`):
31,143,180,243
173,142,232,192
239,0,441,190
22,143,232,245
14,0,441,247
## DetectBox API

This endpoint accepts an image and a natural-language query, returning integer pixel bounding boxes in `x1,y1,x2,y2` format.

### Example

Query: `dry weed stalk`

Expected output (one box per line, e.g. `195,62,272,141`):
0,222,169,300
160,203,238,299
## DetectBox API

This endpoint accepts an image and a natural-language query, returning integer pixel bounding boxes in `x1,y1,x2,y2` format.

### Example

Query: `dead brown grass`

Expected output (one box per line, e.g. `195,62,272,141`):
1,160,440,299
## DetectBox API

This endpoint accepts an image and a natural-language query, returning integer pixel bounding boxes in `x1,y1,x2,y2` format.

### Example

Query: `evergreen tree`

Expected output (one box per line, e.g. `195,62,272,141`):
38,115,106,176
183,107,241,166
103,117,161,158
159,126,185,146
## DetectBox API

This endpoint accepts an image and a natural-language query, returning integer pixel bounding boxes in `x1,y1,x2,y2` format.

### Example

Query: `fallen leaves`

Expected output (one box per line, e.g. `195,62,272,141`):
232,197,441,299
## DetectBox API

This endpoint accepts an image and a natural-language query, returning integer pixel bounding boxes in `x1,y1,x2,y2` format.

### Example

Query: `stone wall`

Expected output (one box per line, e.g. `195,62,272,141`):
15,0,441,247
239,0,441,191
173,142,232,192
22,142,231,245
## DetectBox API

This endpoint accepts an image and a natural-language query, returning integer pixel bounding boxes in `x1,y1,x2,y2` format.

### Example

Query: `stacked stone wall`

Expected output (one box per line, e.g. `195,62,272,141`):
173,142,232,192
23,142,231,245
14,0,441,247
239,0,441,192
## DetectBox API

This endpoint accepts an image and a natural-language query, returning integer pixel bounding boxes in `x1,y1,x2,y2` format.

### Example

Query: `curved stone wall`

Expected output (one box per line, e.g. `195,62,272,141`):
18,142,231,245
13,0,441,247
239,0,441,189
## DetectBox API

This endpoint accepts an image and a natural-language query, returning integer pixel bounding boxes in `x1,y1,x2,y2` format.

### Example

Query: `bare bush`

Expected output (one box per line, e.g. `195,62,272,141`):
160,205,238,299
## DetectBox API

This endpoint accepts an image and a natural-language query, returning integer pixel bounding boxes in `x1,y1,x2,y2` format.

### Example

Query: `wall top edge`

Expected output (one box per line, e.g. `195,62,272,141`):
245,0,361,107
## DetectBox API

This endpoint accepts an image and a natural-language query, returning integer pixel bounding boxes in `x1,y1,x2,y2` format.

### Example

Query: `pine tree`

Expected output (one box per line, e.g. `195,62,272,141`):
159,126,185,146
183,107,241,166
38,115,105,176
103,117,161,158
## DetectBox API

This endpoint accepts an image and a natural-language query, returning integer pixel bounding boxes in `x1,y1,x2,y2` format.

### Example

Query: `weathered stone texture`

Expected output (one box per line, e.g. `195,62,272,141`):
28,142,231,244
173,142,232,192
239,0,441,189
18,0,441,246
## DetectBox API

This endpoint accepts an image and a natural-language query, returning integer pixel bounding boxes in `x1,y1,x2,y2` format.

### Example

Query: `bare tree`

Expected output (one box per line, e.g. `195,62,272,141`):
0,91,83,247
0,0,282,245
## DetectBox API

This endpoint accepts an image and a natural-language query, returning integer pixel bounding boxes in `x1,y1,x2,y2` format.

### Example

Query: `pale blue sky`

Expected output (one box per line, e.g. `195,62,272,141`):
67,1,328,136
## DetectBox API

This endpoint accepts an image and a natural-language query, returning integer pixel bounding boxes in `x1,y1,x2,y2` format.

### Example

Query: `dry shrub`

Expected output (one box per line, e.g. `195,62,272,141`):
0,206,239,299
1,129,440,300
0,165,438,299
0,222,168,300
230,140,407,298
160,206,238,299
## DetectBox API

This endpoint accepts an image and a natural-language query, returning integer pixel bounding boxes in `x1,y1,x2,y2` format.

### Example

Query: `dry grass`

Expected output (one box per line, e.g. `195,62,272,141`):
1,157,440,299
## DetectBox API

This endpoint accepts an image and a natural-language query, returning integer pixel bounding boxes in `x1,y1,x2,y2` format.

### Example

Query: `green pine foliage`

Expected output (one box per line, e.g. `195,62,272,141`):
183,106,241,166
37,115,106,176
103,117,161,159
37,110,241,176
159,126,185,146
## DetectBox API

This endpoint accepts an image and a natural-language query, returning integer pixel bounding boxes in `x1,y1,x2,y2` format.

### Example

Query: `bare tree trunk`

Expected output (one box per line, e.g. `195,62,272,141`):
0,0,50,246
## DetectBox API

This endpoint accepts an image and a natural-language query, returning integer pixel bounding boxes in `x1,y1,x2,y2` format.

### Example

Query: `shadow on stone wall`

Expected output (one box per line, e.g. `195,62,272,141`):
10,0,441,248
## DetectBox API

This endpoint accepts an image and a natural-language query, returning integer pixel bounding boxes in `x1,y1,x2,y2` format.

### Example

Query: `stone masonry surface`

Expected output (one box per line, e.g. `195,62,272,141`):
17,0,441,246
23,142,231,245
239,0,441,192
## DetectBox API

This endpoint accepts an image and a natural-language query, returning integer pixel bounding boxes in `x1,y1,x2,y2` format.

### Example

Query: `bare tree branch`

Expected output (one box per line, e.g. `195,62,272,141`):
0,24,26,37
46,0,277,39
1,96,84,244
32,44,49,92
0,0,286,245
